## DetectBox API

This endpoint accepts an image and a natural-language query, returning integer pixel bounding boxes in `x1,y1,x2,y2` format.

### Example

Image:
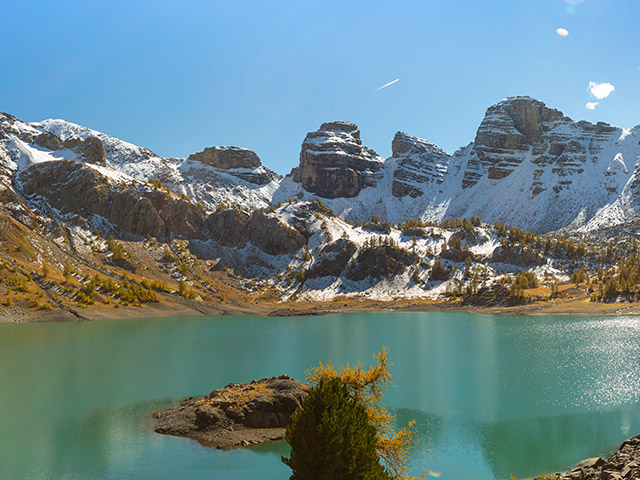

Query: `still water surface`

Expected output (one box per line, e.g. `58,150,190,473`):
1,312,640,479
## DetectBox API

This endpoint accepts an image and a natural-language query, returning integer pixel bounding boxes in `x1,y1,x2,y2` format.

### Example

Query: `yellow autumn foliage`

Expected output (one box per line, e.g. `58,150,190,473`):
306,347,426,480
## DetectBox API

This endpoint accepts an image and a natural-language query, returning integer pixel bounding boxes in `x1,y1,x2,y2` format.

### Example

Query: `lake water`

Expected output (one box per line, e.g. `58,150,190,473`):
1,312,640,480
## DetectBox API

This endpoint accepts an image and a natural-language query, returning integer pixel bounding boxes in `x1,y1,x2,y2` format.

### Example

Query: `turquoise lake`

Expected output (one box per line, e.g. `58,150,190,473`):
1,312,640,480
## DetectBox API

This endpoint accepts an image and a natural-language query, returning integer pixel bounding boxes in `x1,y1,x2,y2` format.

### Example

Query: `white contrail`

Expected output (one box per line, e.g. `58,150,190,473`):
374,78,400,91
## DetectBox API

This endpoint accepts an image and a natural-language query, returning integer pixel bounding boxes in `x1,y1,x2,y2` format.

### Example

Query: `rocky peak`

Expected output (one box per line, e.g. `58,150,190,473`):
490,96,565,145
188,146,261,169
318,121,361,141
470,96,568,182
391,132,450,198
187,146,278,186
292,121,383,198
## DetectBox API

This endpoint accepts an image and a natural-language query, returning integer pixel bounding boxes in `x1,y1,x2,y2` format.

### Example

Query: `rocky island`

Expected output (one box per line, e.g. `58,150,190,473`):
153,375,308,449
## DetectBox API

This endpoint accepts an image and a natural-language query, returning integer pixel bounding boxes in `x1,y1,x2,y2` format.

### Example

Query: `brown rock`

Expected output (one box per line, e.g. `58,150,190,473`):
188,146,261,169
391,131,449,198
247,210,305,255
34,131,64,150
76,136,107,165
307,238,357,278
347,244,416,281
294,121,383,198
201,209,250,247
487,244,545,268
153,375,308,449
440,248,474,263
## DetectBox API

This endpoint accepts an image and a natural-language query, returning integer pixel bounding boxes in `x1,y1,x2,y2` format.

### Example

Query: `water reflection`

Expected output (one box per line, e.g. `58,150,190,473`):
2,313,640,479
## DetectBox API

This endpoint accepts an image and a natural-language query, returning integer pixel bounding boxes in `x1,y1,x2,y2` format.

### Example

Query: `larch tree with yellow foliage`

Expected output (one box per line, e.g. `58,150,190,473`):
291,347,426,480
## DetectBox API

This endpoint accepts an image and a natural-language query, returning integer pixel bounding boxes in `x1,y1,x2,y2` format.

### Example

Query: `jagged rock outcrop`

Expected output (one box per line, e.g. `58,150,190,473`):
201,208,250,247
292,121,383,198
73,136,107,165
391,132,450,197
464,97,566,185
440,247,474,263
102,189,165,237
248,210,305,255
347,245,417,281
307,238,357,278
188,146,261,169
362,221,392,234
450,228,490,247
187,146,278,186
153,375,308,449
18,160,110,213
487,244,546,268
18,160,205,239
33,132,107,165
5,96,640,238
34,131,64,150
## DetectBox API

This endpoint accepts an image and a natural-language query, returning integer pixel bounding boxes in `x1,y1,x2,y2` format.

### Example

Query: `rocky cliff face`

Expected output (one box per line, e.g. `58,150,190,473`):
292,121,384,198
391,132,450,198
276,96,640,234
465,96,566,185
187,146,279,185
2,95,640,239
17,160,206,239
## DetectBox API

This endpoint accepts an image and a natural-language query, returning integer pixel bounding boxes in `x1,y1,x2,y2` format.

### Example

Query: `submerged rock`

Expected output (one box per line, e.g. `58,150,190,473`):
153,375,308,449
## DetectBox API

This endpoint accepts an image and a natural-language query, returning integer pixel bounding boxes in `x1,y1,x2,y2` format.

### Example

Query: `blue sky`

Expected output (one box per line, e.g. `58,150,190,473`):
1,0,639,173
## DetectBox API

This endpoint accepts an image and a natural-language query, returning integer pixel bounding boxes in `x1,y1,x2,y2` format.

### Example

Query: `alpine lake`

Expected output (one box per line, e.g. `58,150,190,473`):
2,311,640,480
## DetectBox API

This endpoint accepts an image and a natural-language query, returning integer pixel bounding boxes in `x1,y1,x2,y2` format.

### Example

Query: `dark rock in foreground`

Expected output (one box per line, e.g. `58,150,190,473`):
544,435,640,479
153,375,308,449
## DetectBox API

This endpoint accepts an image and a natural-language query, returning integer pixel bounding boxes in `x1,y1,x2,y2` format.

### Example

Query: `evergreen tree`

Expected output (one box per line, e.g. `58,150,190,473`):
282,377,389,480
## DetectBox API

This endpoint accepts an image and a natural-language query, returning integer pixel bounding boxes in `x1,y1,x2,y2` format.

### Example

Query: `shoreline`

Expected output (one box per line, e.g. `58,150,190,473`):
2,291,640,324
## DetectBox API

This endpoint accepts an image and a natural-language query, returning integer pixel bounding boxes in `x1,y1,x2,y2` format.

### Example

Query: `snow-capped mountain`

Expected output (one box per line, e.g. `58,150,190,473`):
276,96,640,234
0,113,280,215
1,95,639,237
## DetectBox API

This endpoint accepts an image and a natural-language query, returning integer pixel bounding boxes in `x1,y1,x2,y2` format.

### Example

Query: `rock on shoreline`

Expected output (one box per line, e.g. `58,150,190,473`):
152,375,308,449
542,435,640,479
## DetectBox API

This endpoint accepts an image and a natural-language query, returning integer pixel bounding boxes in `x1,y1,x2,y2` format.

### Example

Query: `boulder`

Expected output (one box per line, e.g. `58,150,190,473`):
362,221,392,234
550,435,640,480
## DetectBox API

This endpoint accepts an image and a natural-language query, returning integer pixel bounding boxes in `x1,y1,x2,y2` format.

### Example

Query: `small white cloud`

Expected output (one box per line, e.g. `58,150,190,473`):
587,81,615,100
586,102,599,110
374,78,400,92
556,28,569,37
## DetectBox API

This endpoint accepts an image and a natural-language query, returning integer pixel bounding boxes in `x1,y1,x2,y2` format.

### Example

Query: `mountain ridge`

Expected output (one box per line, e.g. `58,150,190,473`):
2,95,640,240
2,98,640,319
